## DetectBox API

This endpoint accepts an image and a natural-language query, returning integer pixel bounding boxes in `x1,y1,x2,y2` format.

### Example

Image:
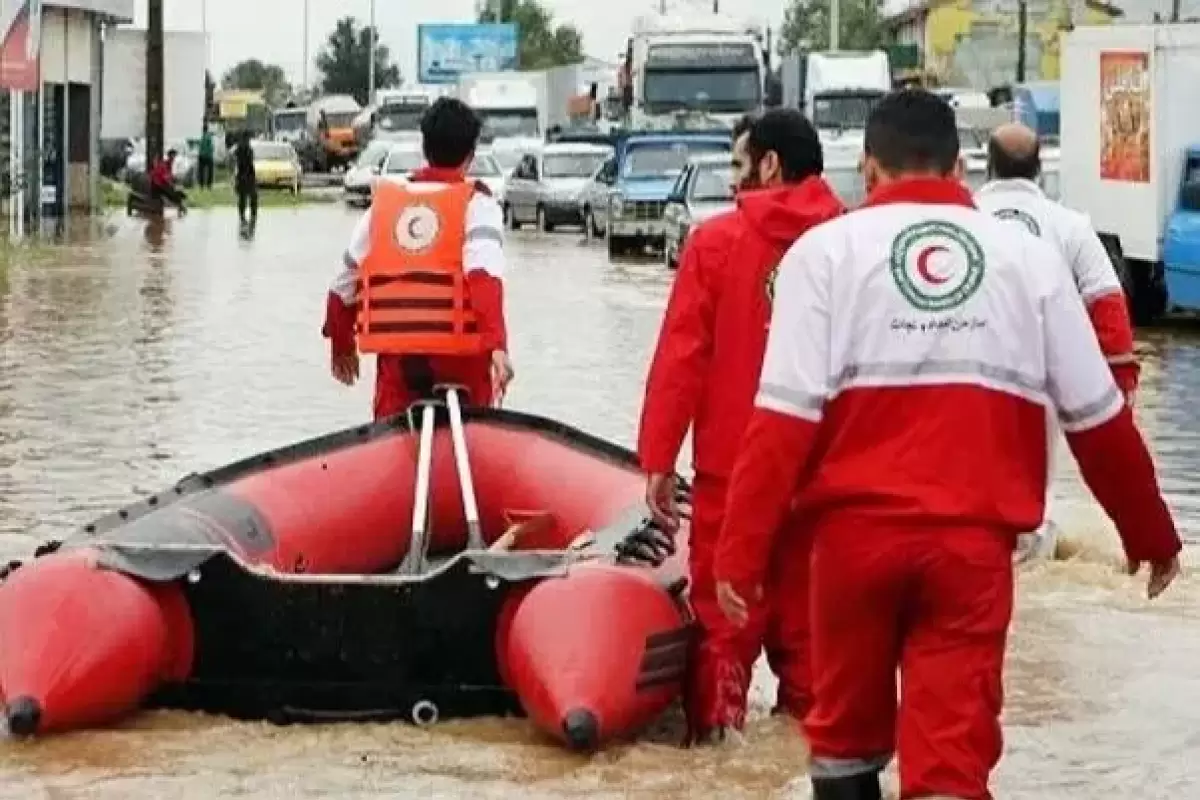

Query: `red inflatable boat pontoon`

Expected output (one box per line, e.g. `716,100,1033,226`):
0,389,691,751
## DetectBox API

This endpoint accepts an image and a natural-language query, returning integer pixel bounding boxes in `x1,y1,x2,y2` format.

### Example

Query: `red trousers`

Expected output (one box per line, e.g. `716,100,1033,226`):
373,354,492,420
686,473,812,735
805,519,1014,800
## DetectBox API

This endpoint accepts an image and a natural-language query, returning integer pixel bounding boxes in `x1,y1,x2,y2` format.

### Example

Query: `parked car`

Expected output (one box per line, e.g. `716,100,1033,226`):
375,141,426,193
251,140,302,193
578,156,617,239
343,138,394,207
662,153,735,270
468,150,506,202
605,131,731,258
123,139,196,187
503,142,612,231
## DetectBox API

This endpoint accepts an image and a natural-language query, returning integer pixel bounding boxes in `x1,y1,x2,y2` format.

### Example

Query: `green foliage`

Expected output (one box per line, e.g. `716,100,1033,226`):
315,17,402,106
779,0,889,54
221,59,291,106
477,0,585,69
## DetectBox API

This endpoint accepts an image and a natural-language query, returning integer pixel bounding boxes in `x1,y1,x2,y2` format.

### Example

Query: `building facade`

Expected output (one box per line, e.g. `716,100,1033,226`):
2,0,133,227
886,0,1121,87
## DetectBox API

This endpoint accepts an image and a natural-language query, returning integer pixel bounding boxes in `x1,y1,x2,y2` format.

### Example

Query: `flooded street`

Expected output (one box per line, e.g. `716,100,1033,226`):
0,206,1197,798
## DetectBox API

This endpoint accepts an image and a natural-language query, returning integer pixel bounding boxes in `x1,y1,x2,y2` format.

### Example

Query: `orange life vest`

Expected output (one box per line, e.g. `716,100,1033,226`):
356,180,484,356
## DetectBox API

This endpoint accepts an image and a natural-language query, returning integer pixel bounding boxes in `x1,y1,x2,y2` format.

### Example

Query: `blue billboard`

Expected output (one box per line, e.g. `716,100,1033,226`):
418,23,519,85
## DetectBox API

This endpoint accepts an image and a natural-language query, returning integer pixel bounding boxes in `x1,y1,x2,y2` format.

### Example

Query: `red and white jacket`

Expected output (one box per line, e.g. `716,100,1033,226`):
714,178,1180,594
976,178,1138,394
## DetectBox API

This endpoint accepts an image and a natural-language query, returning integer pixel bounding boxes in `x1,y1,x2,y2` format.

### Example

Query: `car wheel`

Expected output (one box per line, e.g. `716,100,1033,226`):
505,202,520,230
537,205,554,233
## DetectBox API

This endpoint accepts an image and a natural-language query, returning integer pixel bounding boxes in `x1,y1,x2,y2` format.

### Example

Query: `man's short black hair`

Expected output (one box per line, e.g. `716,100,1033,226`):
732,113,756,142
421,97,482,168
987,136,1041,180
746,108,823,182
865,89,959,176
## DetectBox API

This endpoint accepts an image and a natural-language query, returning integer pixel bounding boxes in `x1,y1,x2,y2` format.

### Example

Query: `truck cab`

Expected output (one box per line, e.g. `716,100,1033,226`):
1160,147,1200,311
457,73,543,172
604,130,731,257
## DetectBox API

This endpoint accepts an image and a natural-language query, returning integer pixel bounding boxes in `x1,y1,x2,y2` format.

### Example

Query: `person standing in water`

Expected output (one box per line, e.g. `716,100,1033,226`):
234,131,258,228
197,125,215,190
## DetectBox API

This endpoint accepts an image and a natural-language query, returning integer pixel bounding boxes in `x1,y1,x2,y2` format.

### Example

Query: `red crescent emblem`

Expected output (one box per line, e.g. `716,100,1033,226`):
408,217,422,239
916,245,950,284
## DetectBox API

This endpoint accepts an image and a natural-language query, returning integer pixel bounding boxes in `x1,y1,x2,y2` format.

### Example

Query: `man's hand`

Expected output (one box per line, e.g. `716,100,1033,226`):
716,580,761,628
1128,556,1181,599
646,473,680,531
490,350,514,405
331,351,359,386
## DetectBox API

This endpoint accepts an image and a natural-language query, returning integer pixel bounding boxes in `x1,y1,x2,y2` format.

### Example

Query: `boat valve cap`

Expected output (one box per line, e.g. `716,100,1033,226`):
561,708,599,752
5,696,42,738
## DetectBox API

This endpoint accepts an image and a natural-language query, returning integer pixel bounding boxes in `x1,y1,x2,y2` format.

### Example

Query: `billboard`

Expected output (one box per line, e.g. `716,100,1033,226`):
418,23,518,84
0,0,41,91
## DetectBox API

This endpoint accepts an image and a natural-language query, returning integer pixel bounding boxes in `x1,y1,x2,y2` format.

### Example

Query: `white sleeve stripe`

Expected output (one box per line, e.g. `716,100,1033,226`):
1081,285,1125,303
1106,353,1138,365
1055,384,1124,432
756,392,823,423
758,382,825,419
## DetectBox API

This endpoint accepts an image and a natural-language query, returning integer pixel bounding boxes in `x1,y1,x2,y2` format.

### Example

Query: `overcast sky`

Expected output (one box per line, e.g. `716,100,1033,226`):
132,0,796,85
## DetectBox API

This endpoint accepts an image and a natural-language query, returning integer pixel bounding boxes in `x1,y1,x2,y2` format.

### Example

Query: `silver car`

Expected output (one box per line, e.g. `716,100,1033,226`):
343,139,394,207
578,156,618,238
503,143,613,232
663,154,735,270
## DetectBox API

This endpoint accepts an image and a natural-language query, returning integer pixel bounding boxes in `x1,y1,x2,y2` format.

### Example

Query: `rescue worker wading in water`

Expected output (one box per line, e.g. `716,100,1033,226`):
713,90,1181,800
637,109,845,744
322,97,514,416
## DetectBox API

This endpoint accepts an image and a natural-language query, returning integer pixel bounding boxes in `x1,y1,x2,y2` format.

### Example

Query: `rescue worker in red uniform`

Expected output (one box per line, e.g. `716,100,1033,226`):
636,109,845,743
322,97,514,418
713,90,1182,800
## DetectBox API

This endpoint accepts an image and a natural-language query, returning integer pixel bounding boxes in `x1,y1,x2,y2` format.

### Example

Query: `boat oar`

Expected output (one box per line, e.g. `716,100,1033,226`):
401,402,437,575
441,385,486,551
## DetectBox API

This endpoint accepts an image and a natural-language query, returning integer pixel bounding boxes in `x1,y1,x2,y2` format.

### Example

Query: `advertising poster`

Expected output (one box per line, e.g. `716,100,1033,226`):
1099,50,1150,183
418,24,518,84
0,0,41,91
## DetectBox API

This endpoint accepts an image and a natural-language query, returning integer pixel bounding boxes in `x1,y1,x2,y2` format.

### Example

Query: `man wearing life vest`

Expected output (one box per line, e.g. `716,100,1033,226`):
976,123,1140,560
713,90,1180,800
322,97,513,417
636,109,844,744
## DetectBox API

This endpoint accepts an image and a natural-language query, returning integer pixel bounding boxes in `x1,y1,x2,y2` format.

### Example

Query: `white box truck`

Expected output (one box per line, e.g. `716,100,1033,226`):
1060,23,1200,322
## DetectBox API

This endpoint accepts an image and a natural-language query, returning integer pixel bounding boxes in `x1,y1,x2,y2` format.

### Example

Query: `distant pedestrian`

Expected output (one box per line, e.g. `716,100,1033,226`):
234,131,258,227
197,125,215,189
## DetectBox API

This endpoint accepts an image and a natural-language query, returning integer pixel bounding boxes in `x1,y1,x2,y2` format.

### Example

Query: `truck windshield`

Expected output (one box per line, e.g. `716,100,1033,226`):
812,92,885,130
377,106,425,132
480,111,539,140
644,70,760,114
273,112,306,133
623,141,729,178
543,152,608,178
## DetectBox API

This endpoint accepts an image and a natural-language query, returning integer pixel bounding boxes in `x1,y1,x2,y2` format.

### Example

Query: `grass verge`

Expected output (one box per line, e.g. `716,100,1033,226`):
101,178,338,210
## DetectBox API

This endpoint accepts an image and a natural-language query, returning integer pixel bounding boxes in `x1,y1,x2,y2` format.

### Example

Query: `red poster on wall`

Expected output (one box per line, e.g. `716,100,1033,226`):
1099,50,1151,184
0,0,41,92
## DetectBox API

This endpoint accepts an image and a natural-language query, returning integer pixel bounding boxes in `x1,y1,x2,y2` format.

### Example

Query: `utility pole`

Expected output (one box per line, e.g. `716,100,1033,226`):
302,0,309,93
1016,0,1027,83
830,0,840,51
1171,0,1182,22
367,0,376,106
147,0,163,168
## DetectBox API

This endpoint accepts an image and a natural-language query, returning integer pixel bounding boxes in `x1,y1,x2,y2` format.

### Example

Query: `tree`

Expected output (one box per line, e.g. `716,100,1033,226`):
315,17,402,105
477,0,585,70
222,59,291,106
779,0,888,54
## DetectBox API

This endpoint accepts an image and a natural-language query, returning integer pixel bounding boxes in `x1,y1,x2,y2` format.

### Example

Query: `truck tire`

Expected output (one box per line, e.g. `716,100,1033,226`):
1101,234,1167,326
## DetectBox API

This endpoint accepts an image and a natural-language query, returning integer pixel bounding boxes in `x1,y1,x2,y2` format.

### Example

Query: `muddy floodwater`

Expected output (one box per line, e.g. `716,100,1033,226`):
0,207,1197,799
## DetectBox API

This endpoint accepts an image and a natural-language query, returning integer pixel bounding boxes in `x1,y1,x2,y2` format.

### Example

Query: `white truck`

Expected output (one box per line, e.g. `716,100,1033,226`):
780,50,891,134
100,28,207,144
620,12,766,130
456,72,545,170
1060,23,1200,322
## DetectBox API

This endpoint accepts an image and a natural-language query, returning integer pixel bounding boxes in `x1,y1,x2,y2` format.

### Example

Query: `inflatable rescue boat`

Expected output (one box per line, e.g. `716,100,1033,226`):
0,388,691,751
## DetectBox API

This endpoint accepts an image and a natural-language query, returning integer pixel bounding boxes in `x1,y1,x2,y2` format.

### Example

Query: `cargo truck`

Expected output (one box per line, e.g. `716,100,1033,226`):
1060,23,1200,323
